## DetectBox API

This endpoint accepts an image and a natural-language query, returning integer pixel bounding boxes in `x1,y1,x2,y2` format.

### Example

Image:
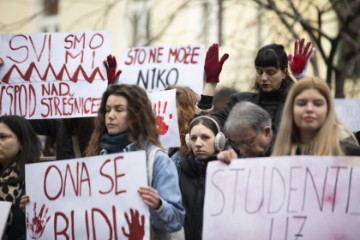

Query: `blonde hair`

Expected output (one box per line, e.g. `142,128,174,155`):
272,77,357,156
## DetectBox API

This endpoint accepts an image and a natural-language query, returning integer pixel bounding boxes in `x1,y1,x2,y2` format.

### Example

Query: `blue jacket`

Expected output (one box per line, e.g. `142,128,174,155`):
101,142,185,233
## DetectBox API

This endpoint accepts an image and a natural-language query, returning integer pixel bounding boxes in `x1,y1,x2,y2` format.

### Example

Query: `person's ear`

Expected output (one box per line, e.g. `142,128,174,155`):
263,126,272,137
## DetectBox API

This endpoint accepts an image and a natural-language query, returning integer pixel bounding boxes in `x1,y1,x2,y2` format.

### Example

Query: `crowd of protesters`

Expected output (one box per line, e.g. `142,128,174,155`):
1,37,360,240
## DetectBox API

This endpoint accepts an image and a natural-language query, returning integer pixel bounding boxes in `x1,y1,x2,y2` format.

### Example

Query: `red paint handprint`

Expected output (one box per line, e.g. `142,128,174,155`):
26,202,51,240
154,100,173,135
122,208,145,240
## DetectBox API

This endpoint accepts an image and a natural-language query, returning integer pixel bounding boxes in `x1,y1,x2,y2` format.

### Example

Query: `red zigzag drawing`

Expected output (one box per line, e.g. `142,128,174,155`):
1,62,106,84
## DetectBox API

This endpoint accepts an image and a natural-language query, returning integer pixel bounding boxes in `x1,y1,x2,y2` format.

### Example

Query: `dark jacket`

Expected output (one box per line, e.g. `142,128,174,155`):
211,90,285,136
29,118,94,160
294,142,360,156
178,153,217,240
342,142,360,156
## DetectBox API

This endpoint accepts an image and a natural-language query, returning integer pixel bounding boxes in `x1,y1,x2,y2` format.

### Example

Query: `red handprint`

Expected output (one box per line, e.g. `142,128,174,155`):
122,208,145,240
154,100,173,135
26,202,51,240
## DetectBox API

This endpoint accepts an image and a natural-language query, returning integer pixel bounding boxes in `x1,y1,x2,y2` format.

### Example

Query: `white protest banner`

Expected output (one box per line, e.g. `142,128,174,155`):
335,99,360,131
118,45,205,95
25,151,150,239
203,156,360,240
148,89,180,148
0,201,11,239
0,31,111,119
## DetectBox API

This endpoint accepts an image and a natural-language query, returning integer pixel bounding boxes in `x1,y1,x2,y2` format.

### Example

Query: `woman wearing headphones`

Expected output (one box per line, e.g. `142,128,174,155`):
178,115,228,240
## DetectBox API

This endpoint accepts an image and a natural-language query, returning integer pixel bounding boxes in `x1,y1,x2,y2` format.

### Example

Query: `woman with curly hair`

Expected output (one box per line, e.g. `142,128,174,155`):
85,84,185,237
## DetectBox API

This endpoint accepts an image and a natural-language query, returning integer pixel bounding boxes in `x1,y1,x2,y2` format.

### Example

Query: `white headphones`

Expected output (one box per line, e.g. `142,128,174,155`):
185,115,226,151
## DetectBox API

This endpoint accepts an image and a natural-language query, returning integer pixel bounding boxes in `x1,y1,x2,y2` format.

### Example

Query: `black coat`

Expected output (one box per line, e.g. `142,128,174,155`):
211,90,286,136
178,153,216,240
29,118,94,160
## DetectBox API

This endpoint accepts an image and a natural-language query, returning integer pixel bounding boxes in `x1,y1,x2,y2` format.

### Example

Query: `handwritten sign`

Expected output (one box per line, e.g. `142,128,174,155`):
203,156,360,240
0,201,11,239
334,99,360,131
118,45,205,95
0,31,111,119
25,151,150,239
148,89,180,148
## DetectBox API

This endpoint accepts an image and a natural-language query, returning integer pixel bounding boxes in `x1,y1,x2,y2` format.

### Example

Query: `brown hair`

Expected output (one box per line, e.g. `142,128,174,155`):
166,85,199,155
85,84,160,156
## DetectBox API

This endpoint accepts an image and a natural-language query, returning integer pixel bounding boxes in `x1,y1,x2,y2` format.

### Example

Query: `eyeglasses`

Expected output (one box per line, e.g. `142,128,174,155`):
231,132,259,151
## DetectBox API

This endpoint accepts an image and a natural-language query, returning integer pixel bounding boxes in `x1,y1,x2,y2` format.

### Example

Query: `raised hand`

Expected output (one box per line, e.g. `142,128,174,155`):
204,43,229,83
122,208,145,240
288,38,315,78
104,54,122,85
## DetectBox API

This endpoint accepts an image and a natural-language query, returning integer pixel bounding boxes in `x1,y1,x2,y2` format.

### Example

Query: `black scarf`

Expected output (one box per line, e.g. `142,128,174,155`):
100,132,131,154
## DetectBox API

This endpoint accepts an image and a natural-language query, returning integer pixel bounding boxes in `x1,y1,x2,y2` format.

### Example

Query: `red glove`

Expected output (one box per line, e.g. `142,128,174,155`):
204,43,229,83
288,38,315,78
103,54,122,85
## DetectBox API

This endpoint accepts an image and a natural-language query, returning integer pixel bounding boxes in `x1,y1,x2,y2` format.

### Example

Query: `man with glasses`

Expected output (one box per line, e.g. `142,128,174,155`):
217,101,274,162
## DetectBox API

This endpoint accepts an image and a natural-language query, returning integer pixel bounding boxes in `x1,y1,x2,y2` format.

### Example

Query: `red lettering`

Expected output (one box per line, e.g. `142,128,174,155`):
92,208,113,239
64,163,80,197
65,51,84,64
99,159,114,195
114,156,126,195
29,34,51,62
44,165,63,201
89,33,104,50
157,47,164,63
41,98,51,117
74,33,85,49
7,34,29,63
190,46,200,64
54,212,70,240
79,162,92,196
124,49,134,65
64,34,74,49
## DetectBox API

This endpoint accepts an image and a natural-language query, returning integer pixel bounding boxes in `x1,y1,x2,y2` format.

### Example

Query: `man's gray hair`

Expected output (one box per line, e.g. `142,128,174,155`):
224,101,272,134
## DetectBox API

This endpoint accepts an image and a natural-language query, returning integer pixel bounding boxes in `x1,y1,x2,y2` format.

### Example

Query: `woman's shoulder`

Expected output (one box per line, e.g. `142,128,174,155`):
232,91,257,100
341,142,360,156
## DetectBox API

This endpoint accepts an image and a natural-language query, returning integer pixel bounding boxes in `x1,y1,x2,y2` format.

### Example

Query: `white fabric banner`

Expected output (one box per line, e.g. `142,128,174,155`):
203,156,360,240
334,99,360,131
148,89,180,148
25,151,150,239
0,201,11,239
0,31,111,119
118,45,205,95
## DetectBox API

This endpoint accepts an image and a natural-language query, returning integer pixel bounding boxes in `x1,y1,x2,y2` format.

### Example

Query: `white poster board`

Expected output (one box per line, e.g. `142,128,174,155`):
148,89,180,148
203,156,360,240
0,31,111,119
334,99,360,131
25,151,149,239
0,201,12,239
118,45,205,95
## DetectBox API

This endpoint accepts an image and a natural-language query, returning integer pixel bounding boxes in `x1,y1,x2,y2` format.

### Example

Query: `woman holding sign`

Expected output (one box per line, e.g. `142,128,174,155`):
0,115,41,239
85,84,185,238
271,77,360,156
178,115,228,240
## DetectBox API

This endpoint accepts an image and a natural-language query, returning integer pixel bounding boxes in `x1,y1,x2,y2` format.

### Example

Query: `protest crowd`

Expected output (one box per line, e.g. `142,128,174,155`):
1,33,360,240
